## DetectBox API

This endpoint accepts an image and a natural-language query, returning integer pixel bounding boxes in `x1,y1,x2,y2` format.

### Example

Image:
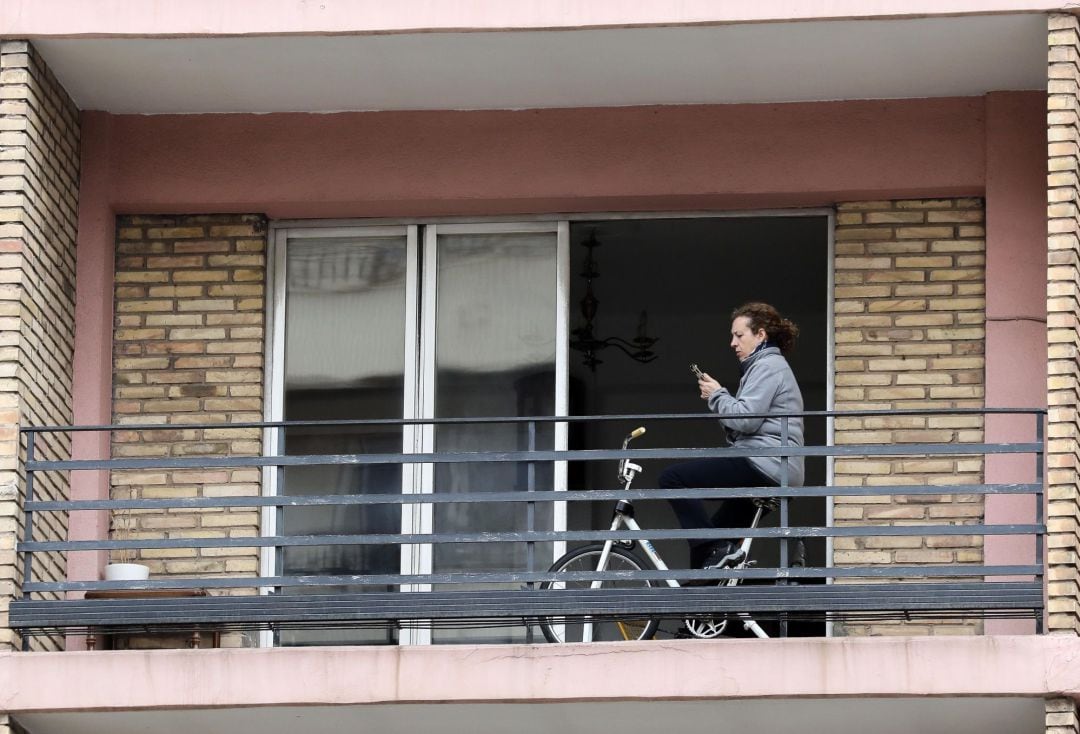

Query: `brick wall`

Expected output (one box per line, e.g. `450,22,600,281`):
1048,12,1080,636
833,198,986,636
112,214,265,594
1048,699,1080,734
0,41,79,652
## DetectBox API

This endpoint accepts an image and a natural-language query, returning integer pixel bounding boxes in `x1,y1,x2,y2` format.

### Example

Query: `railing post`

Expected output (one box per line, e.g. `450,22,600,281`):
526,419,536,585
525,420,537,644
778,415,789,638
20,430,35,651
1035,410,1045,635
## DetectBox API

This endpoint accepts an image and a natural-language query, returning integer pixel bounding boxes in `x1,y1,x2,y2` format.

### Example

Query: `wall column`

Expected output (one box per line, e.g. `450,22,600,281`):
1047,699,1080,734
1047,13,1080,636
0,41,80,653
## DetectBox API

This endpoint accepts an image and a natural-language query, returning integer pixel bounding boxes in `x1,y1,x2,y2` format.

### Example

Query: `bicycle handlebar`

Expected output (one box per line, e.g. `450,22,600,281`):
621,426,646,450
617,427,647,483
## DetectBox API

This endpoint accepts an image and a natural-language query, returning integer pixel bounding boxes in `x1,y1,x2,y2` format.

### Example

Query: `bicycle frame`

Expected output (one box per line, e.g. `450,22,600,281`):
581,427,770,641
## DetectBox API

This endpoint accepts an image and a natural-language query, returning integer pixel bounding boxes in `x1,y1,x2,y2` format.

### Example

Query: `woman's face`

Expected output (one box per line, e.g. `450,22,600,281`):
730,316,766,362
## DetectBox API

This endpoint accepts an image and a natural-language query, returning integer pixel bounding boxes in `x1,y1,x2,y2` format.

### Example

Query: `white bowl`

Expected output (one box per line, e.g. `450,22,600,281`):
104,563,150,581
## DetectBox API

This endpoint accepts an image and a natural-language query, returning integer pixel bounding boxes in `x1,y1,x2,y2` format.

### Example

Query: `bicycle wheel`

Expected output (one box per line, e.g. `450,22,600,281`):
537,543,659,643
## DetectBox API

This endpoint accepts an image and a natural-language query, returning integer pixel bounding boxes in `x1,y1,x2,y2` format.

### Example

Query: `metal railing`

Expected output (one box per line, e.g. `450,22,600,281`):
10,408,1046,641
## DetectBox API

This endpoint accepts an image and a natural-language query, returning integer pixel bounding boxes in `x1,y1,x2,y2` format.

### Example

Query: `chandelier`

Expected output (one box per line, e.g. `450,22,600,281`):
569,230,659,371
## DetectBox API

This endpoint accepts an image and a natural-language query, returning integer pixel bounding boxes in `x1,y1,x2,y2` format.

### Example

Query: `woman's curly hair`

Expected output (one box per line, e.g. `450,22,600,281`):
731,302,799,354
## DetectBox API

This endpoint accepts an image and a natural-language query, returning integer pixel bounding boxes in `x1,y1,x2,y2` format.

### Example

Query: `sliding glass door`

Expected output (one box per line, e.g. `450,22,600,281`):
269,222,567,646
418,223,567,644
270,226,417,646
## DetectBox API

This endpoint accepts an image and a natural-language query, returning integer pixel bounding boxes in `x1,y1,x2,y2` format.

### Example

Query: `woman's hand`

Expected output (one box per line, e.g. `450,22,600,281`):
698,373,721,400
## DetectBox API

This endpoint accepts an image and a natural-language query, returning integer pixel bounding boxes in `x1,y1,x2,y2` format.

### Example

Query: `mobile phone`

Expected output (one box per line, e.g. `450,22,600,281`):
690,363,704,379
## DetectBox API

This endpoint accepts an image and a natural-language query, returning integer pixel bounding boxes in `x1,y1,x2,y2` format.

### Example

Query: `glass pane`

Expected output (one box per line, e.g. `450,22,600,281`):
280,235,408,646
431,231,557,644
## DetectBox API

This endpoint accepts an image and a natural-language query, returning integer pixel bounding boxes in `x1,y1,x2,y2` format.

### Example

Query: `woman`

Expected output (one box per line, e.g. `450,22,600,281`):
660,302,805,570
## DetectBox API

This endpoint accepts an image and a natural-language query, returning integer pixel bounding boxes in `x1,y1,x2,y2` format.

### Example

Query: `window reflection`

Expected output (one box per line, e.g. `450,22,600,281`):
431,233,557,644
280,236,408,646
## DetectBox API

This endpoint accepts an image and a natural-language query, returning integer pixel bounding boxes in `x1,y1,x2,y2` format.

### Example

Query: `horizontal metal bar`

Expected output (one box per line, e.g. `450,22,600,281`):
8,582,1043,630
17,586,1043,616
23,564,1043,593
15,609,1041,635
21,407,1047,434
19,523,1044,553
27,442,1042,472
25,483,1044,513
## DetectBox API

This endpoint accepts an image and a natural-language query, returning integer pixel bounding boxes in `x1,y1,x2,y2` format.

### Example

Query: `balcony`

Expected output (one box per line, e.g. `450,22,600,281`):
9,408,1045,647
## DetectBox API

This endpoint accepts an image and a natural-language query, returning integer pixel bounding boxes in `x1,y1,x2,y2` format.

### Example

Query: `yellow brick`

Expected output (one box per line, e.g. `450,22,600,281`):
174,240,230,254
141,486,200,499
863,537,923,549
139,516,198,529
893,549,955,563
835,228,897,242
926,327,984,340
146,256,206,268
173,271,229,283
165,560,227,574
835,257,892,270
140,548,199,559
931,238,984,252
867,358,927,371
865,506,927,520
115,271,168,284
924,295,984,310
895,256,953,268
834,551,893,564
864,211,925,224
865,270,926,283
148,286,204,298
928,269,982,282
867,387,926,400
112,472,169,486
866,298,932,314
209,224,262,237
865,241,929,255
895,227,956,239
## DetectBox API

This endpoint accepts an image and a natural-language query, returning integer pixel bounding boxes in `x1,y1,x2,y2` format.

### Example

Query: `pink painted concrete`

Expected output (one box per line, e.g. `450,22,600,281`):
65,113,114,653
1,636,1079,712
985,92,1047,322
96,98,987,217
0,1,1062,37
982,91,1047,634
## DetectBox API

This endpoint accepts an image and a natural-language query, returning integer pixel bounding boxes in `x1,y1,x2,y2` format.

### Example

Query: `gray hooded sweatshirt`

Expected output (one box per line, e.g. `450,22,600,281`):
706,345,805,487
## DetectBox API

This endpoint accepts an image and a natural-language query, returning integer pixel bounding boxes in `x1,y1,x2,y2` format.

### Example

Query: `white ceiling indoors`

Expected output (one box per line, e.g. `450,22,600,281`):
31,13,1047,114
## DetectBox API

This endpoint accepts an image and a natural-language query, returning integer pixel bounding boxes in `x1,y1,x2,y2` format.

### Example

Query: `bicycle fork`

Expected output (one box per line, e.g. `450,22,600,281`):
582,499,677,642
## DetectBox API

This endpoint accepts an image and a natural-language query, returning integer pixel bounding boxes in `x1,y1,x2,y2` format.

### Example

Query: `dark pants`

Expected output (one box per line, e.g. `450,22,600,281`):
658,457,775,568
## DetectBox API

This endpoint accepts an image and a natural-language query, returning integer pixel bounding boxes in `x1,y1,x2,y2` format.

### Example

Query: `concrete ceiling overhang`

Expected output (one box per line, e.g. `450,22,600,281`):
31,14,1047,114
13,698,1048,734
